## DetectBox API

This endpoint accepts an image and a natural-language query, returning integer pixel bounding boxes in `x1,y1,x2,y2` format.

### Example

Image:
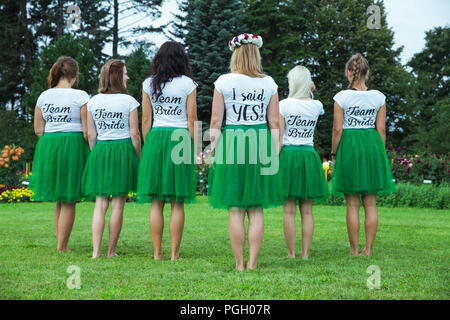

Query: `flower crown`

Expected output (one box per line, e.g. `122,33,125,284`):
229,33,263,52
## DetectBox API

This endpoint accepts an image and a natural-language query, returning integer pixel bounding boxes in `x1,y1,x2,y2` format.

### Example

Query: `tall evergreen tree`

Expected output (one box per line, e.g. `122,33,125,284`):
407,26,450,154
170,0,247,123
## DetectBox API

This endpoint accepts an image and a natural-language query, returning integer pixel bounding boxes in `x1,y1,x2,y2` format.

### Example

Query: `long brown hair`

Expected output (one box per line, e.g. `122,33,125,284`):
149,41,193,100
98,59,128,94
230,43,265,78
345,53,369,89
48,56,79,88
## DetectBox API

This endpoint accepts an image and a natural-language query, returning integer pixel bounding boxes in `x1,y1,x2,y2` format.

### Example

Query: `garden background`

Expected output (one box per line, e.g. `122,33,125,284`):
0,0,448,300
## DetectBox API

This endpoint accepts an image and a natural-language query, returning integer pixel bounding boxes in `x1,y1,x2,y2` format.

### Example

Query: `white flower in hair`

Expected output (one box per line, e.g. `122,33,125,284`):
229,33,263,52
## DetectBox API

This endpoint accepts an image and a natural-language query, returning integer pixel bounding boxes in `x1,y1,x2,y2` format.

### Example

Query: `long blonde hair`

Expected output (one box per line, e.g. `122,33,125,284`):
230,44,265,78
287,65,313,99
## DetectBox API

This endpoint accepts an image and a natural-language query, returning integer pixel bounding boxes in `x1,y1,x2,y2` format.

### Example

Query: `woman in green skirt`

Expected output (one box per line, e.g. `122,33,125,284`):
137,42,197,261
279,66,329,259
331,53,395,256
82,59,141,259
209,34,285,270
30,56,90,252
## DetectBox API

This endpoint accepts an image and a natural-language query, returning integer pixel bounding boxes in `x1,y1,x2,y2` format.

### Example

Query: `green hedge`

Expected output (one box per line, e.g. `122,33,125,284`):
324,183,449,210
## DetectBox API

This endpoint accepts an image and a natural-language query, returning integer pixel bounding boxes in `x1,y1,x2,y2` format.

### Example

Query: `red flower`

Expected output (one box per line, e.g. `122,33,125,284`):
425,164,430,169
244,34,249,39
436,154,441,159
252,34,259,38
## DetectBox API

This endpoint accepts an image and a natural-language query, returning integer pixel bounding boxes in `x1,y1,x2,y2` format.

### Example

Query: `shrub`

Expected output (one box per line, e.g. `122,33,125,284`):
0,144,25,187
0,187,33,203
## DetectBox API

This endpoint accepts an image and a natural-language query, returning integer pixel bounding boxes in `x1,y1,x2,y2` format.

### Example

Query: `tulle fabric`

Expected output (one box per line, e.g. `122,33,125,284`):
331,129,395,198
136,127,197,204
29,132,89,202
208,124,285,210
82,138,138,200
279,145,330,204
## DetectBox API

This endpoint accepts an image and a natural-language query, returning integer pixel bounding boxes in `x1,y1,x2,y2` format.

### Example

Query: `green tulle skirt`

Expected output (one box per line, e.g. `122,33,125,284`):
208,124,285,210
331,129,395,198
82,138,138,200
280,145,330,203
136,127,197,203
29,132,90,202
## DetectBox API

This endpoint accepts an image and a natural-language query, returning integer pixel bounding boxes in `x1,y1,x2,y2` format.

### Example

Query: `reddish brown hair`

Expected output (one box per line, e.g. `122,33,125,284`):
48,56,79,88
98,59,128,94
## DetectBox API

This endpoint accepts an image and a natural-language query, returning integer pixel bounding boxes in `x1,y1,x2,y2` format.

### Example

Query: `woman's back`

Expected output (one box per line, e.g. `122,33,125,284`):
333,89,385,129
87,93,139,140
143,75,197,128
214,73,278,125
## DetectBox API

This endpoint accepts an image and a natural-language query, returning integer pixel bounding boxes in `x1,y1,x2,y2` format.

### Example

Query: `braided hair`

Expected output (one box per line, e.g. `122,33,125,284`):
345,53,369,89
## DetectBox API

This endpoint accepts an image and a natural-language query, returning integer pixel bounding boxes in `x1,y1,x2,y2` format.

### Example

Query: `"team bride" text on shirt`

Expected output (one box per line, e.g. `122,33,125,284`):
42,103,72,123
286,115,317,138
345,106,376,127
153,95,183,116
232,88,266,122
94,108,125,130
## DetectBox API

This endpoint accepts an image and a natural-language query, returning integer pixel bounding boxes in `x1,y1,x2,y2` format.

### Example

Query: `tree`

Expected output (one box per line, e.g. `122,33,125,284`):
170,0,247,123
244,0,413,156
23,34,98,115
407,26,450,154
125,43,155,123
112,0,164,58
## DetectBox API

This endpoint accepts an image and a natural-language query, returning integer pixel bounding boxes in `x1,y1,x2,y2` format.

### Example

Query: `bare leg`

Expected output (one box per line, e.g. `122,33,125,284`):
283,199,297,258
345,194,361,256
361,193,378,256
169,200,185,260
54,202,61,238
108,196,127,258
149,200,165,260
299,200,314,259
247,208,264,270
92,196,109,259
56,202,76,252
228,208,246,271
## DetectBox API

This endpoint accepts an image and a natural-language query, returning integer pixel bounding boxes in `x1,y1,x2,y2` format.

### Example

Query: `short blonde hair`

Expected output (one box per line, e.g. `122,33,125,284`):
287,65,313,99
230,44,265,78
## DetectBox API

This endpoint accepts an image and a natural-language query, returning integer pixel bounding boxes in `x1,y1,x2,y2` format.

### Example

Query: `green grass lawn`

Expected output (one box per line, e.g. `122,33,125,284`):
0,196,449,300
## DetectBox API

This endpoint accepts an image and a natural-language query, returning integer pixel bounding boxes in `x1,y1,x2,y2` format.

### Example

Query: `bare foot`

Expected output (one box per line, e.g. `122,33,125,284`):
359,249,372,256
107,252,118,258
154,254,164,260
171,254,180,261
246,262,257,270
300,252,309,260
287,252,295,258
235,264,245,271
92,253,101,259
350,250,359,257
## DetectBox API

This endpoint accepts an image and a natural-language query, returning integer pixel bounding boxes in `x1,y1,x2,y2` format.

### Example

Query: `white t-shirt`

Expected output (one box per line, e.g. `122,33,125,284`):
280,98,324,146
214,73,278,125
87,93,140,140
36,88,90,133
333,89,386,129
142,75,197,128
